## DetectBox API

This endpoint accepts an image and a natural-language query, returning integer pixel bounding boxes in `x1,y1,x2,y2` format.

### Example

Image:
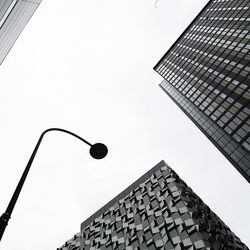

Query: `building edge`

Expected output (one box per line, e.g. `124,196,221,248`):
159,82,250,184
0,0,43,65
80,160,166,229
153,0,212,71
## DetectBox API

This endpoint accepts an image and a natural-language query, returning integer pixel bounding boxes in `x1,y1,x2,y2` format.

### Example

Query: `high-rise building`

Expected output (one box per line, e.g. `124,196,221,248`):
154,0,250,183
58,161,248,250
0,0,42,65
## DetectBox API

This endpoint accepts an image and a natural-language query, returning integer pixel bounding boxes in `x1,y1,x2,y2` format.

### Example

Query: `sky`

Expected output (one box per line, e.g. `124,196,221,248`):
0,0,249,249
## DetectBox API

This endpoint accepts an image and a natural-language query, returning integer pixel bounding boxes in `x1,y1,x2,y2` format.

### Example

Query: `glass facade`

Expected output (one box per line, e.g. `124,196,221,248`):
58,161,248,250
154,0,250,183
0,0,42,65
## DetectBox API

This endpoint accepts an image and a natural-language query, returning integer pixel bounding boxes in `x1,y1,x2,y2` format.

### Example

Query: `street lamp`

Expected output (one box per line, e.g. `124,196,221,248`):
0,128,108,242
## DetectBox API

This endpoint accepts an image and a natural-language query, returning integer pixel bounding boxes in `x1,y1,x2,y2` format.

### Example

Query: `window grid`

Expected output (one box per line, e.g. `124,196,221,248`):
157,0,249,151
155,0,250,182
160,0,242,79
162,23,244,99
206,62,249,124
167,2,249,106
160,80,249,176
160,2,248,80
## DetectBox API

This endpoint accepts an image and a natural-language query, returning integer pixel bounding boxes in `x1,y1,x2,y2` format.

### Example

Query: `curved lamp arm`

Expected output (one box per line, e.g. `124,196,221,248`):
0,128,108,241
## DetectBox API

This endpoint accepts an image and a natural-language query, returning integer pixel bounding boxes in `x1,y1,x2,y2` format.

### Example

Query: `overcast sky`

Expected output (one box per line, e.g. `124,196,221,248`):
0,0,249,249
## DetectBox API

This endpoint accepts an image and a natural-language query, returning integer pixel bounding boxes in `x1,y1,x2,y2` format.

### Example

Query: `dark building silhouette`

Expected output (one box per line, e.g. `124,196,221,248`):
58,161,248,250
0,0,42,65
154,0,250,183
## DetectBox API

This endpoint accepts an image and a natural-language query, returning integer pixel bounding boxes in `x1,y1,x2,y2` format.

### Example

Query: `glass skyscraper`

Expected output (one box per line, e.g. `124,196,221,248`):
0,0,42,65
58,161,248,250
154,0,250,183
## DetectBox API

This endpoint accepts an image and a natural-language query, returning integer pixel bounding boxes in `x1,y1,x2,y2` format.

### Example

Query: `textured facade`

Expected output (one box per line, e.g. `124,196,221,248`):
58,161,248,250
57,233,81,250
154,0,250,183
0,0,42,65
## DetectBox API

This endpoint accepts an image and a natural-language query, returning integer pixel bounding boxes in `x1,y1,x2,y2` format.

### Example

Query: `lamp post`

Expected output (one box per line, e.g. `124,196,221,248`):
0,128,108,242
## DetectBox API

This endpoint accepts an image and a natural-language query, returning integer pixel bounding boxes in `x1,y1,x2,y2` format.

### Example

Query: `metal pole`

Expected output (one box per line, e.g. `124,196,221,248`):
0,128,107,242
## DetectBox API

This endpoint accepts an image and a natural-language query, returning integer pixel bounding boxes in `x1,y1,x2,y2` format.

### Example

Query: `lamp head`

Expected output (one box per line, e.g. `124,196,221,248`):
89,143,108,159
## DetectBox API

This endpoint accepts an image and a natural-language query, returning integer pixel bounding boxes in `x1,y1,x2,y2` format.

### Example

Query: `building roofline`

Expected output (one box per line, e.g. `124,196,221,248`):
81,160,167,229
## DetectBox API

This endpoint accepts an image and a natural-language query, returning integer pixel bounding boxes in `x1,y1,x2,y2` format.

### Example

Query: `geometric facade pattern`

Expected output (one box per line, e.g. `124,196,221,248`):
57,233,81,250
154,0,250,183
0,0,42,65
57,161,249,250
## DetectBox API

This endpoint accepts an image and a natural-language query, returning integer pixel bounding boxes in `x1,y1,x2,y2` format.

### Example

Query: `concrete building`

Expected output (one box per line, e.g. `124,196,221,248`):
154,0,250,183
0,0,42,65
58,161,248,250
